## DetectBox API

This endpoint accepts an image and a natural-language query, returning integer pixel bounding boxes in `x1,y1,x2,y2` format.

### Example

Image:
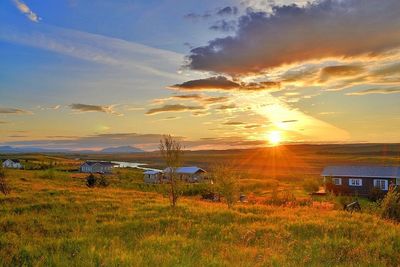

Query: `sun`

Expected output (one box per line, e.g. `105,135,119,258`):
268,131,282,146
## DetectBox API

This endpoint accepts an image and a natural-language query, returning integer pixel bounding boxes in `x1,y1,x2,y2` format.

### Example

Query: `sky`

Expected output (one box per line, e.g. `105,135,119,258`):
0,0,400,151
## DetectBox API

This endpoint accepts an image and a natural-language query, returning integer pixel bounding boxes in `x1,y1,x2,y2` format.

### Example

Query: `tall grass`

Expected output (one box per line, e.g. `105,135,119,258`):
1,169,400,266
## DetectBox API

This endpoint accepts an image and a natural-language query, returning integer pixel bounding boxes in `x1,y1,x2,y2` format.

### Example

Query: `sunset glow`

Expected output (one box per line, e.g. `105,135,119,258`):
268,131,282,146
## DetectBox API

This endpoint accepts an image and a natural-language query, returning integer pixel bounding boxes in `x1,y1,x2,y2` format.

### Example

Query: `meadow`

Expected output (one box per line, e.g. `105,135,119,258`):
1,144,400,266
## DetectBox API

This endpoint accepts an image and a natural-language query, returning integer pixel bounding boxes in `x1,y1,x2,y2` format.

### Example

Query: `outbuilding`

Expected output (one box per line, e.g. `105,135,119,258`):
143,170,163,184
80,161,115,174
2,159,22,169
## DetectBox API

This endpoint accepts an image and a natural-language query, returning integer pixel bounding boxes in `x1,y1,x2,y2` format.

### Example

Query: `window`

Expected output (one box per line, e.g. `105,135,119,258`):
332,178,342,185
374,179,388,190
349,178,362,186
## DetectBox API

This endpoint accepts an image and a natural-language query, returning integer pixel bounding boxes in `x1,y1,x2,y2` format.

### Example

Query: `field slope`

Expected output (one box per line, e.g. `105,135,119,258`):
1,169,400,266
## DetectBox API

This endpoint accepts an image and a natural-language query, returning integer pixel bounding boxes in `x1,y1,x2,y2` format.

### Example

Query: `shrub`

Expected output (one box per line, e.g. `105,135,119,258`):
98,175,110,187
368,187,386,202
210,163,240,208
0,166,10,195
86,174,97,188
380,187,400,221
302,178,320,193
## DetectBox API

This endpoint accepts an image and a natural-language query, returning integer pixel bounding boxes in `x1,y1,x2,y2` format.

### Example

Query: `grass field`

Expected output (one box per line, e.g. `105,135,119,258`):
1,146,400,266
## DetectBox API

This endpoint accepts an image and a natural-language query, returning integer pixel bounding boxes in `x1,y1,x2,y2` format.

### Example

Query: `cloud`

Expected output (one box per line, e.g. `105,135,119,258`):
0,24,183,80
209,20,237,32
187,0,400,75
13,0,41,22
346,87,400,96
169,76,241,90
319,65,364,82
169,76,281,91
184,12,212,20
216,104,237,110
146,104,204,115
223,121,246,126
281,119,298,123
217,6,239,16
69,103,122,116
0,107,31,114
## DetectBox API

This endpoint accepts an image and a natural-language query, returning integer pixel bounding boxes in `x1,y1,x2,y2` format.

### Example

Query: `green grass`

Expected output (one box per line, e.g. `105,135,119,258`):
1,168,400,266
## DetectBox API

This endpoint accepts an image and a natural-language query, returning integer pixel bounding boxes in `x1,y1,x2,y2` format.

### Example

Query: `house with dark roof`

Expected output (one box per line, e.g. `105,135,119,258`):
80,161,115,174
2,159,22,169
321,165,400,195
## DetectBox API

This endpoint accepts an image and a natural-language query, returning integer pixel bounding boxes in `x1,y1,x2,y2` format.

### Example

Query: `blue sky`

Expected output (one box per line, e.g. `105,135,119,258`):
1,0,399,150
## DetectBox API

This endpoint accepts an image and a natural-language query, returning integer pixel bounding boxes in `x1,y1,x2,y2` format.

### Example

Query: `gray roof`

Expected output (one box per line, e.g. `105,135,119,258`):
81,161,115,167
164,166,206,174
143,170,162,175
322,166,400,179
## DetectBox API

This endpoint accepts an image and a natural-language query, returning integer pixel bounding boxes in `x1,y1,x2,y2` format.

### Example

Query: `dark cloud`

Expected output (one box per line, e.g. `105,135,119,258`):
0,107,31,114
216,104,237,110
217,6,239,16
184,12,211,20
209,20,236,32
223,121,245,126
187,0,400,75
69,103,121,115
281,120,298,123
169,76,241,90
244,124,261,129
169,76,280,91
146,104,204,115
346,87,400,96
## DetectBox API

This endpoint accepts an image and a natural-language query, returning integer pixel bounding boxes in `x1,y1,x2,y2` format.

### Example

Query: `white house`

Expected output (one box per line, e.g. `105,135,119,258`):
2,159,22,169
143,170,163,184
163,166,207,183
80,161,114,174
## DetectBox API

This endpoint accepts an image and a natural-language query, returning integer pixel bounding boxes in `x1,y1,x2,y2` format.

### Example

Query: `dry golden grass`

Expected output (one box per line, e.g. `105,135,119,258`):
1,167,400,266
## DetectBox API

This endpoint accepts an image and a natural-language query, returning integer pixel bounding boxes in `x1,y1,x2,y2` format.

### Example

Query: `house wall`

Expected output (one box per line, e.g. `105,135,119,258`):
327,176,396,195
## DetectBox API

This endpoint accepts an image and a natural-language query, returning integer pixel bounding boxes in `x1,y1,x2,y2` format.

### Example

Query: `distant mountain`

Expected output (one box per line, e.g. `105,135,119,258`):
100,146,144,153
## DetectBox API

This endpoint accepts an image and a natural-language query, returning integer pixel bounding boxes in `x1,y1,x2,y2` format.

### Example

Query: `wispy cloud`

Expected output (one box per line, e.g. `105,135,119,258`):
12,0,41,22
69,103,122,116
0,24,184,80
146,104,204,115
0,107,31,114
346,87,400,96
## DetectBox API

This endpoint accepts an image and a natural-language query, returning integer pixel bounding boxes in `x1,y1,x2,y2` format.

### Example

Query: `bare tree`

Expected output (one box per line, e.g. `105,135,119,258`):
159,135,184,207
0,166,10,195
211,162,240,208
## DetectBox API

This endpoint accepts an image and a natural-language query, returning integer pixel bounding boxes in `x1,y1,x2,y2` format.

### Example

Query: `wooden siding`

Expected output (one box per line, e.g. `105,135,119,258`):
326,176,396,196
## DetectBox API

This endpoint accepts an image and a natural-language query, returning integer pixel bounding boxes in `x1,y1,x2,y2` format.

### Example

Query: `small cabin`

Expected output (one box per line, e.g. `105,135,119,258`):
2,159,22,169
80,161,114,174
143,170,163,184
164,166,207,183
321,165,400,195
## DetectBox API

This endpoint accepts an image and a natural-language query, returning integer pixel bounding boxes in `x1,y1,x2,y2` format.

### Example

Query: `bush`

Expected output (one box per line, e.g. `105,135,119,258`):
368,187,386,202
86,174,97,188
0,167,10,195
302,178,320,193
380,187,400,221
98,175,110,187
